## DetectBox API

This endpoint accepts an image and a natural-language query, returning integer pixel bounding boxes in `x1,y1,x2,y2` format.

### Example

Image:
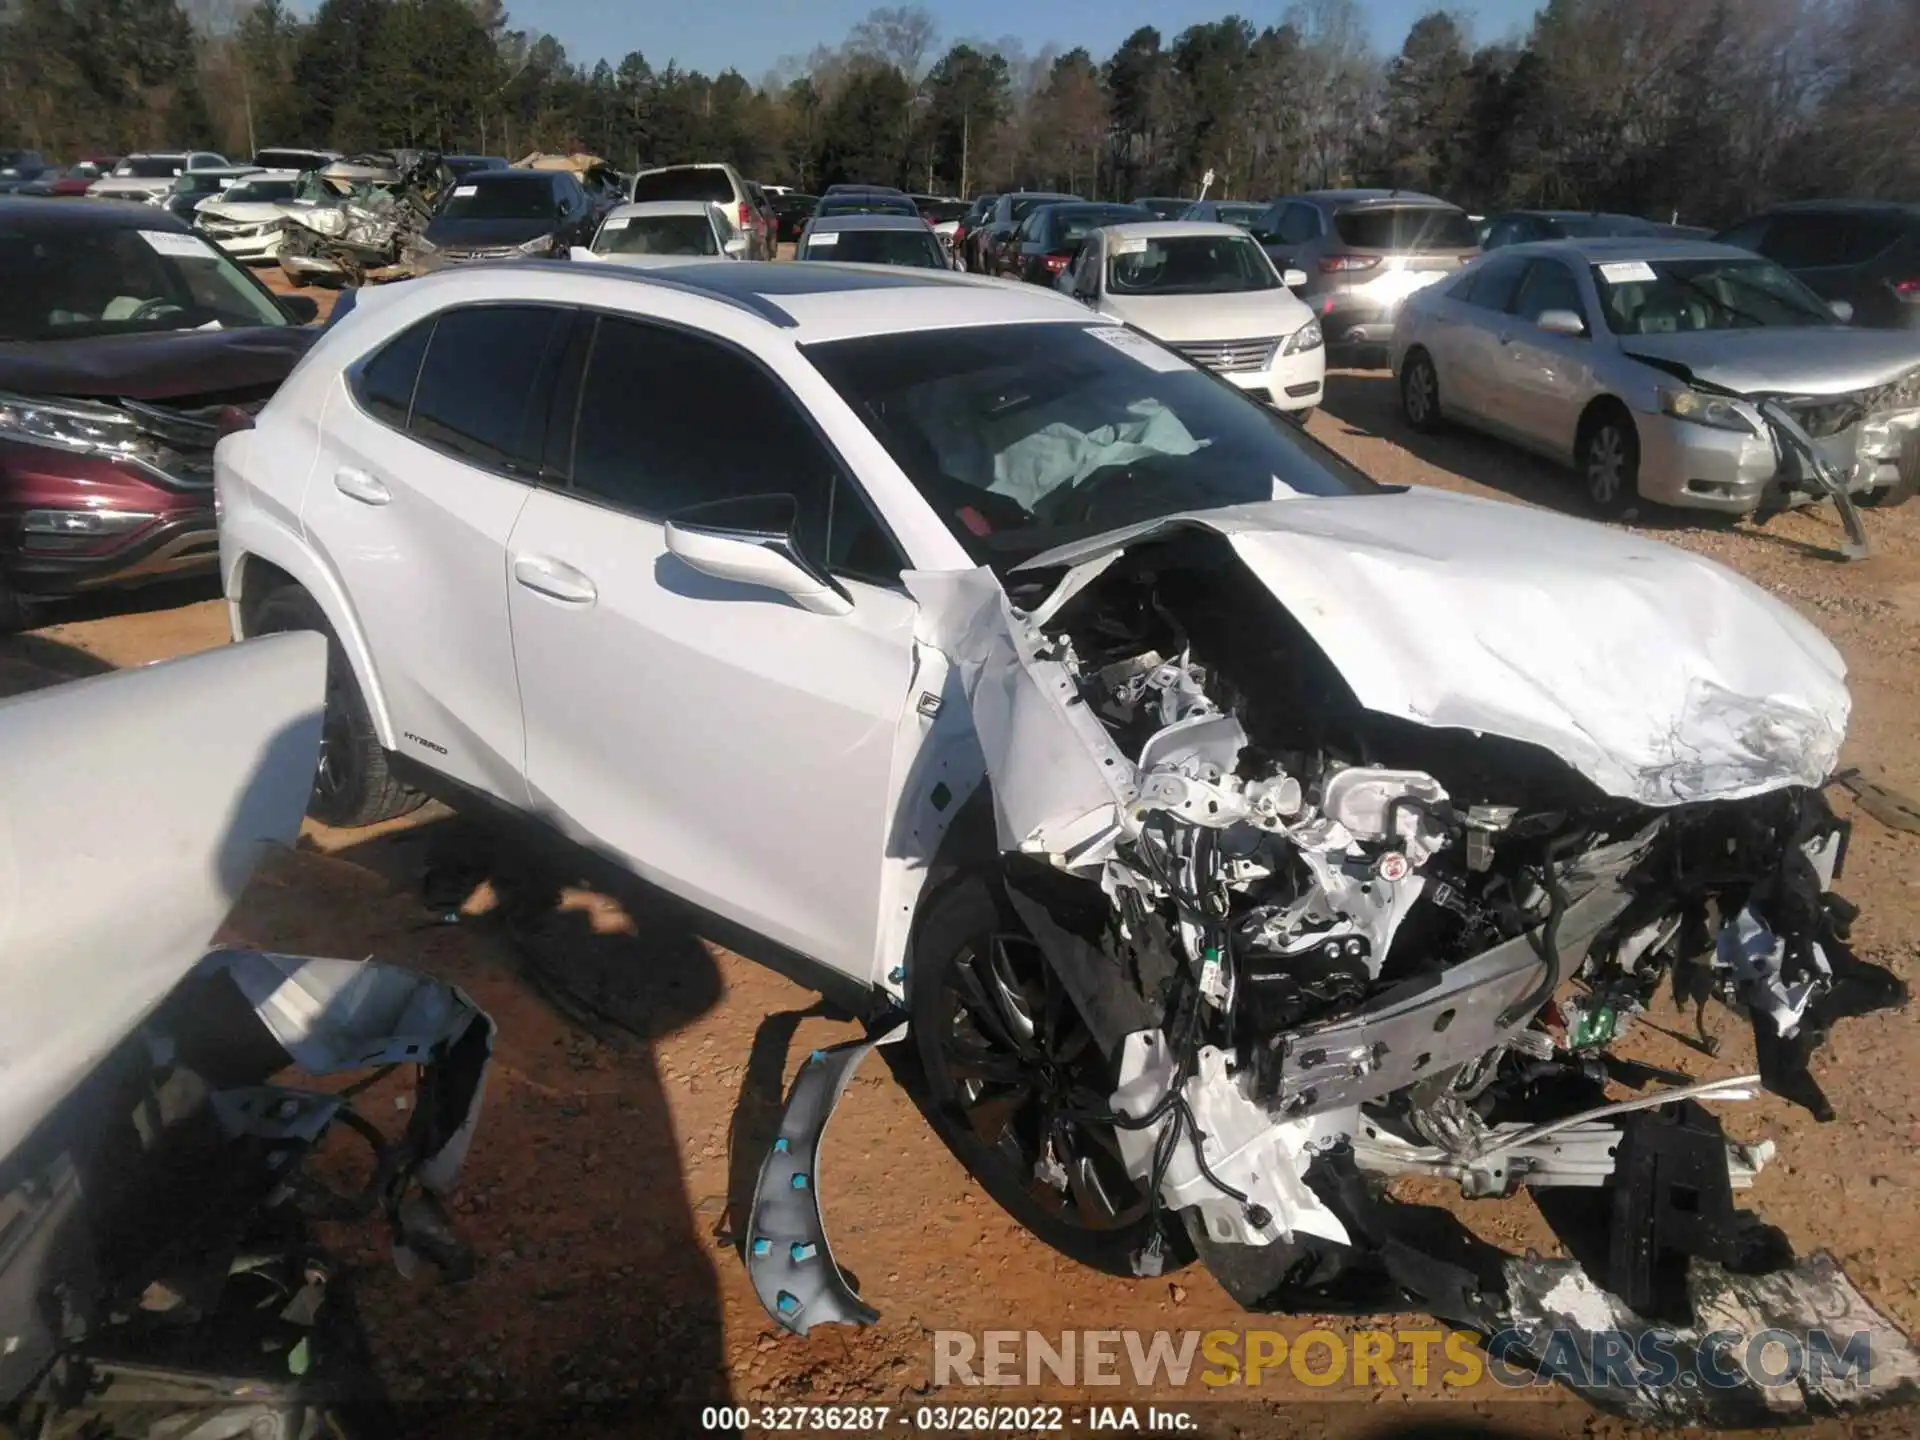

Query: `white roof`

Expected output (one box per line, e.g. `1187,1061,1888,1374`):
384,258,1090,344
1099,220,1264,242
601,200,723,221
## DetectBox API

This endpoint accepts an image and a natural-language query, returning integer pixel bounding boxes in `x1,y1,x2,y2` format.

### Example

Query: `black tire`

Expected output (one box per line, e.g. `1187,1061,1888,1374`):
907,871,1169,1275
1399,349,1443,432
1286,406,1315,428
0,573,35,635
1579,406,1642,518
249,584,423,828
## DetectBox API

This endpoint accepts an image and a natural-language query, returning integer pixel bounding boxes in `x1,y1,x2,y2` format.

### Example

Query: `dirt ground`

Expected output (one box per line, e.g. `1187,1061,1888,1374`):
7,309,1920,1437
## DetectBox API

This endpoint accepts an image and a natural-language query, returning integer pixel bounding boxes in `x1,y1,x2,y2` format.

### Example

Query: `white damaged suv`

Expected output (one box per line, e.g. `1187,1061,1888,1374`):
214,259,1913,1420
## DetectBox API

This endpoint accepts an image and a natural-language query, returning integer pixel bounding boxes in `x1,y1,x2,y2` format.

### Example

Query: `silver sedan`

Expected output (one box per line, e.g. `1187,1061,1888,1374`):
1390,238,1920,517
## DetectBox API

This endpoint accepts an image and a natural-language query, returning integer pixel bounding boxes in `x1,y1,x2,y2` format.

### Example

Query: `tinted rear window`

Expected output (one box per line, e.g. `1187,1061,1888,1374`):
631,168,734,204
409,306,567,472
1010,194,1076,222
816,195,919,218
119,157,184,178
802,228,946,267
1333,206,1479,251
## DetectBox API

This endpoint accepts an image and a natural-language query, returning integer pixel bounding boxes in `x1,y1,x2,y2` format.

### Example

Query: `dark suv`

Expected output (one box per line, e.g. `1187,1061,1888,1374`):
1252,189,1480,353
1715,201,1920,330
0,199,318,629
421,169,600,263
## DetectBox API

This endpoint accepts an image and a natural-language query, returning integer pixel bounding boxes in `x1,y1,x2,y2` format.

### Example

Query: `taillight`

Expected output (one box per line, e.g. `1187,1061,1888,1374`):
1043,252,1072,274
738,200,750,231
1895,277,1920,298
1320,254,1380,273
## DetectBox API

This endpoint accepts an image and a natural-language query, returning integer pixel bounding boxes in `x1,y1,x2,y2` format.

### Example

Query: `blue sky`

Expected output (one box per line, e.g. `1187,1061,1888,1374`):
493,0,1543,79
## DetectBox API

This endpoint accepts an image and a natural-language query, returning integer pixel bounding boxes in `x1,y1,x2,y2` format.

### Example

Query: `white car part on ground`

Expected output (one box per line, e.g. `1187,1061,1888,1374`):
0,633,325,1167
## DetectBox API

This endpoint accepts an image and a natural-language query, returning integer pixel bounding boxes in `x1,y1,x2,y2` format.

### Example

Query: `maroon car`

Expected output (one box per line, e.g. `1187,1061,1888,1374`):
0,198,318,629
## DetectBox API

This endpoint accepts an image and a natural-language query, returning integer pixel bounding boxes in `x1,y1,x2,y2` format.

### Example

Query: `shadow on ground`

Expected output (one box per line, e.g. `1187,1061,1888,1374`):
223,810,749,1436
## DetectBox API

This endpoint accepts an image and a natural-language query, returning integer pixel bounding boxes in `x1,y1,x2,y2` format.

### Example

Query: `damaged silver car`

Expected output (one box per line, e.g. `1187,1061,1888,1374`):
0,634,492,1437
1391,238,1920,539
276,152,456,288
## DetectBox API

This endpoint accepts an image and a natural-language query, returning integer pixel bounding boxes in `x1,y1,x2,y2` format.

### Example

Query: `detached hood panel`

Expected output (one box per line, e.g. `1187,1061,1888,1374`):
1620,329,1920,397
1017,488,1849,806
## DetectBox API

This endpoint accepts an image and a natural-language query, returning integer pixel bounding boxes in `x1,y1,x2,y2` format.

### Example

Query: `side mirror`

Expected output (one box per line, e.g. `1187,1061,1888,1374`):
1536,308,1588,337
1283,268,1308,289
723,236,747,255
277,293,319,324
664,494,852,617
1830,298,1854,323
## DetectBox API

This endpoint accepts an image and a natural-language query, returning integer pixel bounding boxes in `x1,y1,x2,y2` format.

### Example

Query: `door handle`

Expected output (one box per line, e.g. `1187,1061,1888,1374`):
333,467,390,505
512,555,598,605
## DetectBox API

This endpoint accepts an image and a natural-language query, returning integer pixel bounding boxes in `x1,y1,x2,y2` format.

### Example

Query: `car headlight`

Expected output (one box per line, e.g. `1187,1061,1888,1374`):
0,391,164,465
516,234,554,255
1658,387,1757,435
1281,318,1325,356
22,508,157,537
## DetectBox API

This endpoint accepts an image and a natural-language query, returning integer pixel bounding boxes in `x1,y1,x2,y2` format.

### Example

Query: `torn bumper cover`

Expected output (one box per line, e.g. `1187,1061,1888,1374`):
838,495,1913,1421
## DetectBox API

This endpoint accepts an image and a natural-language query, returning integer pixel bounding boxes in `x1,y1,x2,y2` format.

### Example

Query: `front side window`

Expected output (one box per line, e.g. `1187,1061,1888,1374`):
1108,234,1279,296
595,212,719,256
407,306,568,473
1452,254,1529,311
1513,260,1587,325
1592,256,1837,334
567,317,902,583
804,322,1379,567
0,225,286,341
439,178,561,221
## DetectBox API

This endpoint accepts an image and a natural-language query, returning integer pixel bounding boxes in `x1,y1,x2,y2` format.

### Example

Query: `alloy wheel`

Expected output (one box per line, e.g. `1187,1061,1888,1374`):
1586,425,1628,509
937,930,1147,1232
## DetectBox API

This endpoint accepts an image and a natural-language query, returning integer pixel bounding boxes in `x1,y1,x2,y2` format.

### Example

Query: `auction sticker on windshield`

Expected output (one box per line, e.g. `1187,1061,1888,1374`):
1086,325,1192,373
138,230,221,260
600,215,629,228
452,185,476,197
1598,260,1658,283
808,231,840,245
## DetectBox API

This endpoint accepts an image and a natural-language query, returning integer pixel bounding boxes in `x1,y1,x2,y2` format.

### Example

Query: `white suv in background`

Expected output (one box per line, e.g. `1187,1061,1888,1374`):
627,163,769,259
1062,221,1325,419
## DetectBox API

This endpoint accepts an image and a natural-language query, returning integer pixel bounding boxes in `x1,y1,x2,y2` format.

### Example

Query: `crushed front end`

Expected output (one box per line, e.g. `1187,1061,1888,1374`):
913,510,1915,1421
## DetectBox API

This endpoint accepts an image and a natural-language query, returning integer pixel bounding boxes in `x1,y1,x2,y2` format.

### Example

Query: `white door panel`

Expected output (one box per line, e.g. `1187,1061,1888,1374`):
506,488,916,979
300,376,532,804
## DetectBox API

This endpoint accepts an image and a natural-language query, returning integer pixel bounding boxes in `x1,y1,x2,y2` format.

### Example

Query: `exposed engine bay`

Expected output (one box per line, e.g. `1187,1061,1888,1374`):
740,502,1919,1421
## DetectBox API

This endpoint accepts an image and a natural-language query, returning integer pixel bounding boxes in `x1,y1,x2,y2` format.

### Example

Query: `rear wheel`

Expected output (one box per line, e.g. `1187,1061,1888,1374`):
249,585,423,828
1399,349,1443,432
908,872,1166,1274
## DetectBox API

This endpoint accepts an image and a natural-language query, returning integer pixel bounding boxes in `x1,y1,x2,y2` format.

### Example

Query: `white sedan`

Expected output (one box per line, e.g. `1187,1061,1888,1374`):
1059,220,1325,418
570,200,745,267
208,258,1899,1402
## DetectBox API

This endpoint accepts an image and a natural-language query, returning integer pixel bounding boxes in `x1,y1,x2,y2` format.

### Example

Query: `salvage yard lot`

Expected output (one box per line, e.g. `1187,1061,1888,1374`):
6,355,1919,1438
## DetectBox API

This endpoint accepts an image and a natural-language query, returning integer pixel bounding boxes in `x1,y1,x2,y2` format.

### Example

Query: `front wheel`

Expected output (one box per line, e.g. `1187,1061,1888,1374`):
907,872,1168,1274
1580,410,1642,518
